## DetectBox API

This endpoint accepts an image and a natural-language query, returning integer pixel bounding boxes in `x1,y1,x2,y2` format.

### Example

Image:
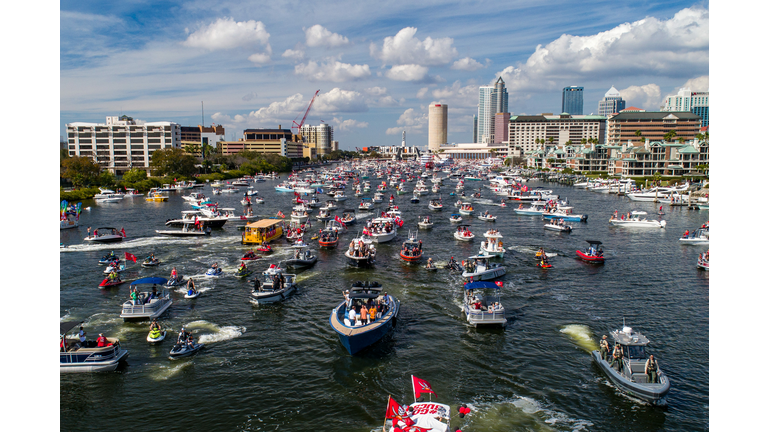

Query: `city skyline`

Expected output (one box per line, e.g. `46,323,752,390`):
60,1,709,150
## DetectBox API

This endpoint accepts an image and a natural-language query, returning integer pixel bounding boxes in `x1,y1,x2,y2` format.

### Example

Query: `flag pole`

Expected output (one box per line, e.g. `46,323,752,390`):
383,395,390,432
412,375,417,404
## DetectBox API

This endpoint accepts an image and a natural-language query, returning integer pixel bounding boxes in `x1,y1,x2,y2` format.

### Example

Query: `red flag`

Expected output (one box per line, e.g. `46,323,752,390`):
495,281,503,287
385,396,406,419
125,252,137,263
412,375,436,399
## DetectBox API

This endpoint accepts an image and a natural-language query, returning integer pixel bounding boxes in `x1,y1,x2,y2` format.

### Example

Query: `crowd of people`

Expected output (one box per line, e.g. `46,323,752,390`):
342,289,393,327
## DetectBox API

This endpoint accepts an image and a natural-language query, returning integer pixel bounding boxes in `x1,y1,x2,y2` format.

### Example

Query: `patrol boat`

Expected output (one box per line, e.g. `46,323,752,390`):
590,324,671,405
330,282,399,355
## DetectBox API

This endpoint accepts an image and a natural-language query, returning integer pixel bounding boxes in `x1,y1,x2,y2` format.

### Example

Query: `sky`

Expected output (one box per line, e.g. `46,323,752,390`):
60,0,709,149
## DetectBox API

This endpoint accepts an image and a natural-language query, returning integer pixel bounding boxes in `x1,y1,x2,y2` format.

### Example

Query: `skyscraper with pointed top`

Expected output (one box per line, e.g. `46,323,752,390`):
476,76,508,143
597,86,626,117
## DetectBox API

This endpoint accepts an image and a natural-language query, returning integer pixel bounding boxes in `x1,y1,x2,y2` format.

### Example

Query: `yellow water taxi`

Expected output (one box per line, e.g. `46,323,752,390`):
242,218,284,245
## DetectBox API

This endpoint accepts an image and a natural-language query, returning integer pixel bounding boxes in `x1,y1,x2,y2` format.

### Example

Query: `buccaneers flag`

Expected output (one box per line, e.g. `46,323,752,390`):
412,375,436,399
385,396,406,419
125,252,137,263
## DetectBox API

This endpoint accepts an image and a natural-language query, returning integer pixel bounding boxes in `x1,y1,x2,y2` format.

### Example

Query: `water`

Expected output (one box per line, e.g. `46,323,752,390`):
60,178,709,431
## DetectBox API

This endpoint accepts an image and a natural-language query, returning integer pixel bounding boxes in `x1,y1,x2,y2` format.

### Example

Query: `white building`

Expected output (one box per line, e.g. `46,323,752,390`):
66,115,181,175
476,77,508,144
300,123,334,156
428,103,448,151
507,113,606,154
661,88,709,127
597,86,626,117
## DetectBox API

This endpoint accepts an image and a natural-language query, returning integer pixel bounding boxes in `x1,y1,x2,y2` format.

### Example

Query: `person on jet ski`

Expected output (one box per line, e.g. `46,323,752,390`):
210,262,219,273
177,327,190,344
149,319,162,332
107,270,119,281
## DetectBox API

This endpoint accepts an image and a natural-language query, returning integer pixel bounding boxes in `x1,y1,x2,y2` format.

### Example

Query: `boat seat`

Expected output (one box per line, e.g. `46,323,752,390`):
344,318,351,326
631,373,648,384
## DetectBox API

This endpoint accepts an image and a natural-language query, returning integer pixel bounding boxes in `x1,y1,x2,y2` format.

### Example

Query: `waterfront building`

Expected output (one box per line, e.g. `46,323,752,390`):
428,103,448,152
606,111,701,146
217,127,304,159
438,142,507,160
507,113,606,153
606,138,709,177
300,123,333,157
597,86,626,117
477,77,508,143
562,86,584,115
661,88,709,127
180,124,225,157
494,113,510,144
66,115,180,175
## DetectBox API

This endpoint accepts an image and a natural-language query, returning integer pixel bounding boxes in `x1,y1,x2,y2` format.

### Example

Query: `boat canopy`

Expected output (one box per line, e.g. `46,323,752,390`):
464,281,501,290
131,277,169,285
585,240,603,245
450,214,461,217
60,321,82,335
245,219,283,229
349,282,383,298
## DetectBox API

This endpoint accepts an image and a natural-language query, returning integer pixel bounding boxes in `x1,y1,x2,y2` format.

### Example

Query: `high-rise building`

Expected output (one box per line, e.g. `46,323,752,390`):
494,113,510,144
428,103,448,151
597,86,626,117
477,77,508,144
66,115,181,175
661,88,709,127
472,114,478,143
300,123,333,156
607,111,702,145
562,86,584,115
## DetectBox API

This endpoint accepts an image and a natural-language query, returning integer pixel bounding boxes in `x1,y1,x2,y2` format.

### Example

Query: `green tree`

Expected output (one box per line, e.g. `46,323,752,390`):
150,148,198,177
61,156,101,188
580,138,587,145
635,130,643,141
123,168,148,183
60,148,70,161
663,129,677,142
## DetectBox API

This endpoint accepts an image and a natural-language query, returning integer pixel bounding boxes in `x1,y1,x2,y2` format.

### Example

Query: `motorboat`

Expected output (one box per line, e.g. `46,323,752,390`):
147,329,166,344
417,215,433,229
410,194,420,203
428,199,443,211
320,200,338,211
325,219,347,233
483,230,503,240
156,222,211,237
169,341,205,359
576,240,605,264
544,219,572,233
609,214,666,228
341,210,357,226
477,211,496,222
285,244,318,269
221,186,239,194
182,192,207,202
219,207,257,223
373,192,384,203
513,203,547,216
316,208,333,221
241,197,253,206
461,255,506,281
318,229,340,248
251,272,298,304
591,324,671,405
333,190,348,201
330,282,399,355
60,201,82,229
84,227,125,243
479,238,505,257
542,206,588,222
462,281,507,327
145,188,169,202
458,203,475,215
399,231,423,262
165,210,227,228
680,227,709,244
358,198,374,211
453,225,475,242
697,250,709,270
449,214,463,223
120,277,172,320
60,322,128,373
344,235,376,267
366,217,397,243
290,210,310,223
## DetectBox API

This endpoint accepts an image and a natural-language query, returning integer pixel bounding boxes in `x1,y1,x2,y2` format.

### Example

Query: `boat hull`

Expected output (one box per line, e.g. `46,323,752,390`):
60,349,129,373
330,299,399,355
590,351,670,405
576,250,604,263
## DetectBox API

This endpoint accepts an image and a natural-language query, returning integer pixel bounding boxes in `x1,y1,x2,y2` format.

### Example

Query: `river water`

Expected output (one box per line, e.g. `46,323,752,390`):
60,176,709,431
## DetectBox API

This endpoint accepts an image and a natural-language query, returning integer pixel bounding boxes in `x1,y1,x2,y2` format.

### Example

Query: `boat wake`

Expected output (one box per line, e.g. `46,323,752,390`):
185,320,246,344
148,361,194,381
174,286,214,295
60,236,196,252
459,395,593,431
559,324,598,352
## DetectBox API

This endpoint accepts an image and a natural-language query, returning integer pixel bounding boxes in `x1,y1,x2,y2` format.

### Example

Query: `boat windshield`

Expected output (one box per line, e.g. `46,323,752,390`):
625,345,647,359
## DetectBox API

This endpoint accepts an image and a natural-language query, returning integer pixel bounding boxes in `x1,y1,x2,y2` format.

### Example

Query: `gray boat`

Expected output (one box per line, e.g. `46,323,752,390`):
285,244,318,269
591,324,671,405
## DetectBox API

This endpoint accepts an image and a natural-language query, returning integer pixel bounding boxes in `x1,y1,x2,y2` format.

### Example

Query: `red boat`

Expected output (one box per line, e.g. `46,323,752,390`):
257,245,273,254
99,277,126,288
576,240,605,264
399,233,423,262
318,230,339,248
537,262,552,269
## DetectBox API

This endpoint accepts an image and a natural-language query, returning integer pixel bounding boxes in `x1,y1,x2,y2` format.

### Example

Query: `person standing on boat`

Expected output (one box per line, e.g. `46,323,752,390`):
645,354,659,383
87,227,92,238
610,345,625,373
360,304,369,325
78,326,86,346
599,335,610,361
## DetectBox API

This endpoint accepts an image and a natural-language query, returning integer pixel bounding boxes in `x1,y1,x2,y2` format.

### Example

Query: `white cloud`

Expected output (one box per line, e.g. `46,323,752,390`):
451,57,485,71
248,52,271,66
431,80,479,109
371,27,457,66
495,7,709,93
295,60,371,82
282,48,306,61
183,18,271,51
305,24,350,48
619,84,662,109
364,87,388,97
242,92,257,101
385,64,429,82
416,87,429,98
314,88,369,113
211,93,306,126
385,107,428,135
332,117,369,131
680,75,709,92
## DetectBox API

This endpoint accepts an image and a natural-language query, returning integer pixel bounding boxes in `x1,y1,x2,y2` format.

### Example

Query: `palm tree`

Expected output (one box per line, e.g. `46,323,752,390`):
678,137,685,144
581,138,587,145
635,130,643,141
663,129,677,142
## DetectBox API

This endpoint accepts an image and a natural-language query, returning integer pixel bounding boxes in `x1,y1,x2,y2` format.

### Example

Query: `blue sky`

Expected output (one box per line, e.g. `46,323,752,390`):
60,0,709,149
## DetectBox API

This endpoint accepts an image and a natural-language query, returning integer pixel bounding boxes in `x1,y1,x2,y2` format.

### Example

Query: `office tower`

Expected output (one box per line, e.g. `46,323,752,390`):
477,77,508,143
597,86,626,117
562,86,584,115
661,88,709,127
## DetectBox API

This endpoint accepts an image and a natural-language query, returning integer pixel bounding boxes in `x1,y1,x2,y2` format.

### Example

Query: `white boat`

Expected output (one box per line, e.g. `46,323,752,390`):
84,227,125,243
428,199,443,211
417,216,433,229
462,281,507,327
461,255,506,281
544,219,572,233
182,192,207,202
367,217,397,243
156,222,211,237
459,203,475,215
483,230,503,239
316,208,333,220
373,192,384,203
477,212,496,222
60,322,128,373
290,211,309,223
479,239,505,257
251,273,298,304
449,214,462,223
609,214,666,228
120,278,173,320
333,190,348,201
454,225,475,241
320,201,338,211
344,235,376,267
679,227,709,244
697,251,709,270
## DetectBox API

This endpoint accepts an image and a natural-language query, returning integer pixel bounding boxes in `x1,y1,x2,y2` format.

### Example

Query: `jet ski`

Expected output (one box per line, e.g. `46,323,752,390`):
184,289,201,299
147,329,166,343
537,261,553,269
235,268,253,278
205,267,223,277
167,274,185,286
241,251,261,261
256,244,272,254
142,257,160,267
99,277,125,288
103,262,126,274
169,342,204,359
99,253,119,265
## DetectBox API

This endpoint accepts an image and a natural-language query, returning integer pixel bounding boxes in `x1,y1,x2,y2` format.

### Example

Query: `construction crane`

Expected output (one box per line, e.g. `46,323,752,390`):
292,89,320,139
